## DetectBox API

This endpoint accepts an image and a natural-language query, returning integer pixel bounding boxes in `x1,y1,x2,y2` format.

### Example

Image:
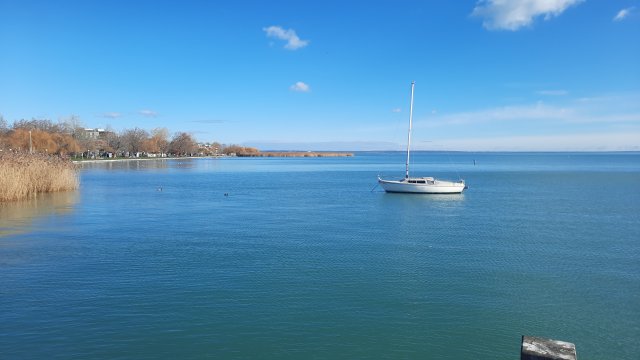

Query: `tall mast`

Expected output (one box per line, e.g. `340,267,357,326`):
405,81,415,179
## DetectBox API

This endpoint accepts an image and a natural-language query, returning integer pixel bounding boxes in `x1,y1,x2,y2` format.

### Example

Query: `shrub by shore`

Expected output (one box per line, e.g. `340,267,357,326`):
0,152,79,202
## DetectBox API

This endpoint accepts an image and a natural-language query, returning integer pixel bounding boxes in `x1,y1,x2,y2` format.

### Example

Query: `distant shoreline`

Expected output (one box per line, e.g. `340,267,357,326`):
70,150,639,165
250,152,353,157
73,152,354,164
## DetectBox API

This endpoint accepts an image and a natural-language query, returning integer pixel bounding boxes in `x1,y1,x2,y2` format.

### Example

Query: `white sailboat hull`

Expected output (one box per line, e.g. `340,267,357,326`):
376,82,468,194
378,177,466,194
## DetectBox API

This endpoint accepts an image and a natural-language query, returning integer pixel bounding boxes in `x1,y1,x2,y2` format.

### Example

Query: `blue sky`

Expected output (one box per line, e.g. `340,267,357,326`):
1,0,639,150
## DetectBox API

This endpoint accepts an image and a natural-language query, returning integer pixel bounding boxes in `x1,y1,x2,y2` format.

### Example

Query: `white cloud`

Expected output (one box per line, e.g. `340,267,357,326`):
191,119,226,124
102,112,122,118
431,102,575,125
417,93,640,129
536,90,568,96
391,108,402,113
472,0,584,31
614,7,634,21
417,132,640,151
290,81,311,92
138,109,158,117
263,25,309,50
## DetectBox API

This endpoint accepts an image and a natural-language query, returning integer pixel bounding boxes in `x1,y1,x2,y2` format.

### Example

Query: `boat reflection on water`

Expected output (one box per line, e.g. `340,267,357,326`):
382,191,465,202
379,190,466,212
0,191,79,237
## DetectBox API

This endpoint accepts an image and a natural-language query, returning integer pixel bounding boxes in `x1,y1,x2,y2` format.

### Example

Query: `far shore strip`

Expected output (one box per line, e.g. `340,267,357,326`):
73,152,354,163
255,152,353,157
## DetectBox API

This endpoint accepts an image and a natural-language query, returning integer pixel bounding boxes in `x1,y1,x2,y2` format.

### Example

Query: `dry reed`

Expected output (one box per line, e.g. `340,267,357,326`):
0,152,79,202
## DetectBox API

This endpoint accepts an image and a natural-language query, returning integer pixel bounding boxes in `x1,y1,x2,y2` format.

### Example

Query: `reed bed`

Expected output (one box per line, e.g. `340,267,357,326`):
0,152,79,202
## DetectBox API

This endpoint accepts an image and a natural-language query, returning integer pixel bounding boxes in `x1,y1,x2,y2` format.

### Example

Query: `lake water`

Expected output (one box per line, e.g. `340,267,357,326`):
1,152,639,359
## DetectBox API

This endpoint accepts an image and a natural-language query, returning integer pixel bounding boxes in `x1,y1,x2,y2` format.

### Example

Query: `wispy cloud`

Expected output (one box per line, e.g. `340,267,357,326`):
536,89,569,96
417,132,640,151
290,81,311,92
102,112,122,119
191,119,226,124
427,100,640,126
138,109,158,117
391,108,402,113
263,25,309,50
430,102,575,126
188,130,211,135
472,0,584,31
614,7,635,21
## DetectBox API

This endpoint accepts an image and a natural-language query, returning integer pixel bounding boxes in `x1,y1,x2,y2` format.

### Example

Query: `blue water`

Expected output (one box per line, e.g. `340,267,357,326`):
1,152,639,359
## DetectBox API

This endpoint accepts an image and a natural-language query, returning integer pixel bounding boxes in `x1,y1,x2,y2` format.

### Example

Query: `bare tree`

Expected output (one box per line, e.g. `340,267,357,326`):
223,144,260,156
0,115,8,134
59,115,84,135
169,132,197,156
0,116,7,150
52,132,81,155
150,127,170,155
104,127,122,156
13,118,61,133
121,127,149,156
211,141,223,155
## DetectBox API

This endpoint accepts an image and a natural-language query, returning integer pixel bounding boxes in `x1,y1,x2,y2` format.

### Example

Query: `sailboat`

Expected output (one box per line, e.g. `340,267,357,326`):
378,81,466,194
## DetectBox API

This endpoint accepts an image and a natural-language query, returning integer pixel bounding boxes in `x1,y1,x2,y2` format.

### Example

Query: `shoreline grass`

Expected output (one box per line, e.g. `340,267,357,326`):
0,152,79,202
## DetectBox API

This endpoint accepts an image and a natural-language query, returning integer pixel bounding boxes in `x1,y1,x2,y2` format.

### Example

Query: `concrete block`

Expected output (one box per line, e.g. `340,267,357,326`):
521,336,577,360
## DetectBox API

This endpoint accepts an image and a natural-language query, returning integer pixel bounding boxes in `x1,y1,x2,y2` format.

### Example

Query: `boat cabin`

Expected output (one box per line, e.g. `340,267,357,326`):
406,177,435,185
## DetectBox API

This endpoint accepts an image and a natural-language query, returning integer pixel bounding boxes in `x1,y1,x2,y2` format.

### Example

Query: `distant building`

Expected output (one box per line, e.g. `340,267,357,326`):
82,128,109,139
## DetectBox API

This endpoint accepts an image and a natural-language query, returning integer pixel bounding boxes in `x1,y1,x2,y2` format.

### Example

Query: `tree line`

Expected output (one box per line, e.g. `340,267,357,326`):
0,116,259,158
